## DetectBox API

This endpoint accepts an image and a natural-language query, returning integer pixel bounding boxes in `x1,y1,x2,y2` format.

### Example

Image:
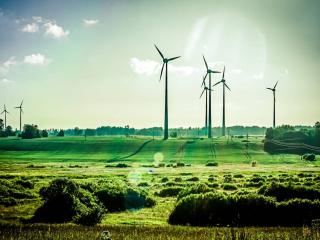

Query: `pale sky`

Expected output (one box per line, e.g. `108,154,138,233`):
0,0,319,129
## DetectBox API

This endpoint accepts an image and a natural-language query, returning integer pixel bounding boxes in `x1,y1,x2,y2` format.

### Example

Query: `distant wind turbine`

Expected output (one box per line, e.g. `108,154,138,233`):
202,55,221,138
200,79,213,135
1,105,9,129
154,45,180,140
266,81,278,128
15,100,23,132
212,66,231,136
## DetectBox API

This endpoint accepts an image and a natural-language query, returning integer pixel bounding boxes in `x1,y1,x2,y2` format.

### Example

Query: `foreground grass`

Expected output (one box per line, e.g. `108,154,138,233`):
0,224,319,240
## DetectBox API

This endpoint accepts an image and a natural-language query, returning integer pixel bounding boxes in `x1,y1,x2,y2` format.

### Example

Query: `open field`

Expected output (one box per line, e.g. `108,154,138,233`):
0,136,319,239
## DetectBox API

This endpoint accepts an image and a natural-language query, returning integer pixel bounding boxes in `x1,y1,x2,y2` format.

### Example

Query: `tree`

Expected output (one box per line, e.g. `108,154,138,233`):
5,126,15,136
57,130,64,137
41,130,48,137
74,127,83,136
315,122,320,146
21,124,41,139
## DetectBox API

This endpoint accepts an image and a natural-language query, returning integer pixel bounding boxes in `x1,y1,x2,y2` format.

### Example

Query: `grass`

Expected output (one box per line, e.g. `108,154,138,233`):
0,135,319,238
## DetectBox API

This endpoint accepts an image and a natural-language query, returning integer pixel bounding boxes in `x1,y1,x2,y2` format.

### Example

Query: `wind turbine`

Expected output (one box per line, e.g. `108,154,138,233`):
154,44,180,140
1,105,9,129
266,81,278,128
212,66,231,136
202,55,221,138
15,100,23,132
200,79,213,135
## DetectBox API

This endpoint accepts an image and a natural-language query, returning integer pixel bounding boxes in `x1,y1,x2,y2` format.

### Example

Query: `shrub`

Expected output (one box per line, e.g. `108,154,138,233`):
161,177,169,183
41,130,48,137
223,174,233,183
95,186,155,212
234,174,244,178
157,187,183,197
176,162,185,167
105,163,131,168
21,124,41,139
137,182,149,187
174,177,182,182
177,183,212,200
258,182,320,201
169,192,320,226
205,162,218,167
57,130,64,137
31,178,104,225
186,177,199,182
302,154,316,161
15,179,34,189
222,183,237,191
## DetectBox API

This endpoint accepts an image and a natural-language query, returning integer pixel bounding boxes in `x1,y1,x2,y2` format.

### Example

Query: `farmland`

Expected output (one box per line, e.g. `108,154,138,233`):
0,136,319,239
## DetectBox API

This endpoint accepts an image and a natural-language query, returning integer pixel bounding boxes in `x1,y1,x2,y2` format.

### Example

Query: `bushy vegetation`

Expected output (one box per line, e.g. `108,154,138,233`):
169,192,320,226
21,124,41,139
258,182,320,201
205,162,218,167
31,178,104,225
95,181,155,212
0,179,35,206
157,187,183,197
177,183,212,200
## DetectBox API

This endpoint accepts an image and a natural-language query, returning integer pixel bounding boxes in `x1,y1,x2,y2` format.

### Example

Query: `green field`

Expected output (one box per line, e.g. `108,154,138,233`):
0,136,319,239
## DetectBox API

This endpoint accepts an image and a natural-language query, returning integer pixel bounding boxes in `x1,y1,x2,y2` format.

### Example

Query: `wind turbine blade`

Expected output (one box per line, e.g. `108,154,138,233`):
225,83,231,91
1,110,4,114
202,73,208,86
210,70,221,73
274,81,279,89
20,100,23,107
212,80,222,87
203,55,208,70
6,111,9,114
168,56,180,61
222,66,225,79
266,87,273,90
154,44,164,59
159,63,164,81
200,89,205,98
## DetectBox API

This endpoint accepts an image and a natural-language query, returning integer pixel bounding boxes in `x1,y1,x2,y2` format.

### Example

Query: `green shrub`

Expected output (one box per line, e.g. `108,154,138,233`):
302,154,316,161
176,162,185,167
222,183,237,191
258,182,320,201
234,174,244,178
15,179,34,189
31,178,104,225
186,177,199,182
223,174,233,183
205,162,218,167
177,183,212,200
157,187,183,197
169,192,320,226
95,185,155,212
174,177,182,182
161,177,169,183
137,182,149,187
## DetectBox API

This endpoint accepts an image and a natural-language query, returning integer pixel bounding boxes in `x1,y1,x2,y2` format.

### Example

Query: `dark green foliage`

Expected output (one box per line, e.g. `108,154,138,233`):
186,177,199,182
95,184,155,212
174,177,182,182
205,162,218,167
137,182,149,187
57,129,64,137
15,179,34,189
222,183,237,191
258,182,320,201
161,177,169,183
177,183,212,200
223,174,233,183
169,192,320,226
21,124,41,139
176,162,185,167
0,179,35,206
234,174,244,178
302,154,316,161
170,132,177,138
105,163,131,168
157,187,183,197
32,178,104,225
41,130,48,137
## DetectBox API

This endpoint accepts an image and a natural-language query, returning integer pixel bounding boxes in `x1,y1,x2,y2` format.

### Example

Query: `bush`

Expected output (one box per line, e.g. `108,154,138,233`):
176,162,185,167
177,183,212,200
205,162,218,167
157,187,183,197
15,179,34,189
21,124,41,139
31,178,104,225
223,174,233,183
222,183,237,191
161,177,169,183
258,182,320,201
95,185,155,212
57,130,64,137
169,192,320,226
302,154,316,161
186,177,199,182
41,130,48,137
105,163,131,168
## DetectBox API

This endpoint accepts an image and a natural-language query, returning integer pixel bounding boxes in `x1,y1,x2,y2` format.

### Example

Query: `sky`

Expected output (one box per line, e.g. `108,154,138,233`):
0,0,319,130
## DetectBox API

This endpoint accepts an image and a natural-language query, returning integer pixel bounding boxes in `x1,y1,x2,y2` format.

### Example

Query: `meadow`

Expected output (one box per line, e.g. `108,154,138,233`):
0,135,319,239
